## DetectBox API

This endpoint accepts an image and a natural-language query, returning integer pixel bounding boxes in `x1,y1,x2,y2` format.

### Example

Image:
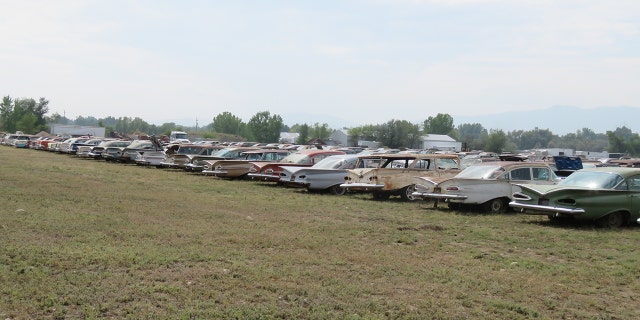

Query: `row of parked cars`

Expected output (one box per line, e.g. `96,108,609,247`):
5,133,640,228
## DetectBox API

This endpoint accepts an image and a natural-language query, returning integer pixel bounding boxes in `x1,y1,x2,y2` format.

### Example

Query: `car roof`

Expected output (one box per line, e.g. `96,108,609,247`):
357,153,458,160
293,149,345,155
578,166,640,177
469,161,552,169
242,149,290,154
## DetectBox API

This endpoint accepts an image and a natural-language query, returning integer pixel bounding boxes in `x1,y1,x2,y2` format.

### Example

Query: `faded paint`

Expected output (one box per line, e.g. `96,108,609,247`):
341,153,461,200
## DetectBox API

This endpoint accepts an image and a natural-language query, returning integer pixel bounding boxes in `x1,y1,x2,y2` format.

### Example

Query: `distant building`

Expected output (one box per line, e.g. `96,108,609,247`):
421,134,461,152
50,124,105,138
327,129,349,146
575,150,613,160
279,132,299,144
532,148,575,158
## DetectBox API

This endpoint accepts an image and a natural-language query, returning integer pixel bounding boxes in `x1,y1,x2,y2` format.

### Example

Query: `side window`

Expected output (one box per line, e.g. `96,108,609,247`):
414,159,428,169
623,175,640,191
344,159,357,169
312,155,327,164
532,167,550,180
510,168,532,181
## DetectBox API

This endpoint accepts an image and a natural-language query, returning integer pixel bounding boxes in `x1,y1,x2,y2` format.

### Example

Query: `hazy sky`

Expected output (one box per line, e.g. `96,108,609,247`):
1,0,638,127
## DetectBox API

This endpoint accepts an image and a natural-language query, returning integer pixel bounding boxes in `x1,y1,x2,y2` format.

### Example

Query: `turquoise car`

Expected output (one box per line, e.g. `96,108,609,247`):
509,167,640,228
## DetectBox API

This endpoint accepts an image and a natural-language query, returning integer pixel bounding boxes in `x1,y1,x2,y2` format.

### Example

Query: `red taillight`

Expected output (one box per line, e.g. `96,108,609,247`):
446,186,459,191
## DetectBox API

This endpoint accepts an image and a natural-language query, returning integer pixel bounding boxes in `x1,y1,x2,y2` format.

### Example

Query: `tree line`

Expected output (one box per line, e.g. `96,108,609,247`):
1,95,638,156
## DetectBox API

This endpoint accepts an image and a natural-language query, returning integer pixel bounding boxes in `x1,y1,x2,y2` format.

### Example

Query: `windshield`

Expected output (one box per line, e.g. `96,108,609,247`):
243,152,264,161
455,165,504,179
127,141,152,149
212,148,240,158
559,171,624,189
437,158,460,169
312,156,358,169
280,153,312,164
172,132,188,140
177,146,203,154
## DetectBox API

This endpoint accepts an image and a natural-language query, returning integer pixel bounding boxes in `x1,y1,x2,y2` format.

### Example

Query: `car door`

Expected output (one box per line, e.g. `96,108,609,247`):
622,174,640,221
507,167,534,199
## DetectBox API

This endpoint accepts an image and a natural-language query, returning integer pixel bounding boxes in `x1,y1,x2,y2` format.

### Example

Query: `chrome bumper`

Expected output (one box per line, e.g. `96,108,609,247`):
411,192,468,200
202,169,228,176
508,201,585,215
247,173,280,181
339,183,384,190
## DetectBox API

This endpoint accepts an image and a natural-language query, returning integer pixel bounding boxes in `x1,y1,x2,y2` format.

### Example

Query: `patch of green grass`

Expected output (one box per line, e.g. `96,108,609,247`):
1,147,639,319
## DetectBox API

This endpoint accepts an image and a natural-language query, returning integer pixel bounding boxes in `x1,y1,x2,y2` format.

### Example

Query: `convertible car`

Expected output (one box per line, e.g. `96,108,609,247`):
509,167,640,228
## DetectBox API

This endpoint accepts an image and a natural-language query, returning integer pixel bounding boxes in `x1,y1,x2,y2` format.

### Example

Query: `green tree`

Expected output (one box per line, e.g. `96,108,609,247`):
247,111,284,143
549,128,609,152
517,127,555,149
423,113,454,134
311,123,331,140
456,123,488,151
34,97,50,130
1,97,50,133
212,112,243,135
296,124,310,144
0,95,14,132
16,112,38,133
378,119,421,149
607,126,639,156
347,127,362,147
485,129,507,153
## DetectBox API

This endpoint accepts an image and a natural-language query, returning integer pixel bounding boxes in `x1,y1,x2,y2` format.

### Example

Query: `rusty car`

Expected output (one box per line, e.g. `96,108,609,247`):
340,153,461,201
247,149,346,183
201,149,291,178
159,144,229,169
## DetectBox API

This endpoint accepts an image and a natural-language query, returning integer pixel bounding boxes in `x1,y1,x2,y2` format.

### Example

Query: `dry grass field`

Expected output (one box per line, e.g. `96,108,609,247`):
1,146,639,319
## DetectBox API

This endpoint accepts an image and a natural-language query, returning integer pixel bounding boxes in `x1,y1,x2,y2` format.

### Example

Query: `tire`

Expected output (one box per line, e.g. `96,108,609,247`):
328,184,346,196
372,191,390,201
448,202,462,210
547,214,573,224
400,185,417,201
483,198,507,213
597,212,626,228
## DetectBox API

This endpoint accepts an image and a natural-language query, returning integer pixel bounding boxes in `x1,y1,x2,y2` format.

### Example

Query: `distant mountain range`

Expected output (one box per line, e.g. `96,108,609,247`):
160,106,637,136
452,106,637,135
280,106,637,135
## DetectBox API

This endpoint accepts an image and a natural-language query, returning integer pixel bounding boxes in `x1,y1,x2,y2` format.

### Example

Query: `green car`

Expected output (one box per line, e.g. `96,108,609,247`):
509,167,640,228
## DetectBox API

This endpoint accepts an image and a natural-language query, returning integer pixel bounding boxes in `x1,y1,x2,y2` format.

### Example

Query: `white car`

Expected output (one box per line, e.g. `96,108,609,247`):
279,154,359,195
413,161,560,213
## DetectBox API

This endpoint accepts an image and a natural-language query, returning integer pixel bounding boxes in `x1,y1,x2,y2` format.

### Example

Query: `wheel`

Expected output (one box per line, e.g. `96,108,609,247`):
400,185,417,201
372,191,390,200
483,198,507,213
547,214,573,224
328,184,346,196
597,212,625,228
448,202,462,210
